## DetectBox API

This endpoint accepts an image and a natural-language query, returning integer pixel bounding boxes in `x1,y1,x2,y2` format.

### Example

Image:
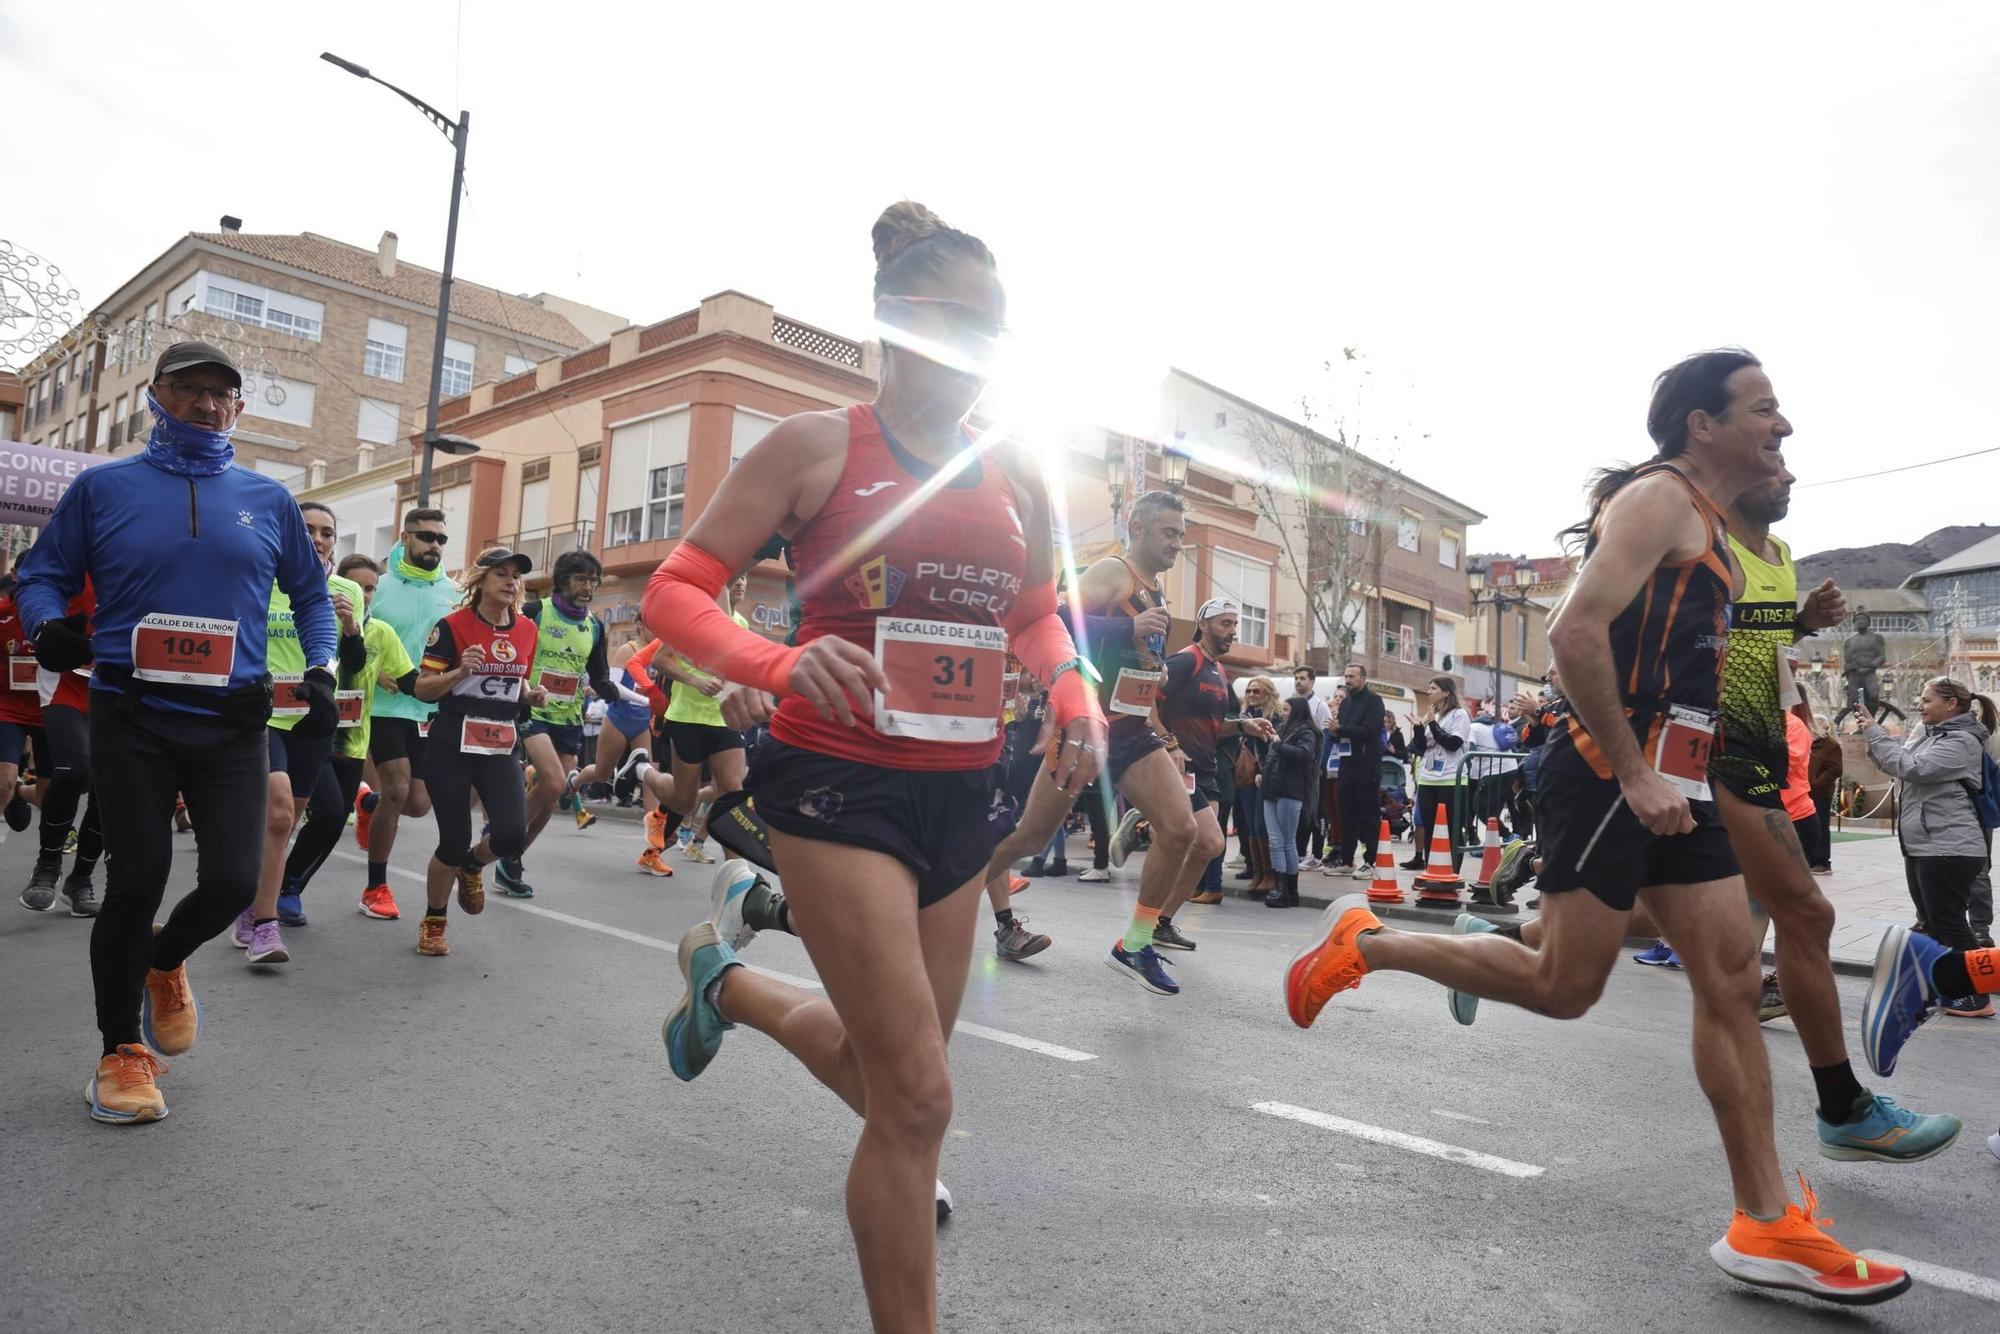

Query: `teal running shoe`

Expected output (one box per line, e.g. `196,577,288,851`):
1447,912,1497,1026
664,921,739,1082
1816,1093,1961,1163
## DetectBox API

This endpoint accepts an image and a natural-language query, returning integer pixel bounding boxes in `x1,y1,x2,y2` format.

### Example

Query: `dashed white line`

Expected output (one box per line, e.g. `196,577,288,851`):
952,1021,1097,1063
1861,1252,2000,1305
1429,1108,1493,1125
1252,1101,1544,1178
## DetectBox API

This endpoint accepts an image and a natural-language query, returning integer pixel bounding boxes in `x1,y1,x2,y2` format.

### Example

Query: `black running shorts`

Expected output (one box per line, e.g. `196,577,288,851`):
1106,716,1167,788
1707,732,1786,809
750,736,999,909
1535,769,1739,911
1189,770,1219,813
369,716,430,768
668,720,745,766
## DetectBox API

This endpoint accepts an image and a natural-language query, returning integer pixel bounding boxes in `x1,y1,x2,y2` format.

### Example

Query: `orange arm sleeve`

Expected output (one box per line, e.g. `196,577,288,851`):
642,542,802,697
1004,580,1105,729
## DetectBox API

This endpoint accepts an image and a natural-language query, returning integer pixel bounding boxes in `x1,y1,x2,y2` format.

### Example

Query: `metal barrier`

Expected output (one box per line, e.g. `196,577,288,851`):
1435,748,1529,856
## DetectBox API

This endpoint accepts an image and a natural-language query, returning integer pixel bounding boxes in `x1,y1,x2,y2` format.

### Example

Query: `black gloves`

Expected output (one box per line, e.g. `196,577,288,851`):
34,614,92,672
292,666,340,739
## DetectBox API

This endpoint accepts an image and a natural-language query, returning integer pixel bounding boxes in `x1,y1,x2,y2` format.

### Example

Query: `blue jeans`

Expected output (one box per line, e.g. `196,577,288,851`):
1265,797,1303,874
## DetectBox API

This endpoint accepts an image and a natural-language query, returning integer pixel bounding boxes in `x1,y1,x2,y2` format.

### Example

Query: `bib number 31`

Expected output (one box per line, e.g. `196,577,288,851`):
1652,705,1715,802
873,618,1006,743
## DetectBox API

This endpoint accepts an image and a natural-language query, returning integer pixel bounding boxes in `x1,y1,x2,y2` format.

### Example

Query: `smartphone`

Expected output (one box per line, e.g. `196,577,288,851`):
1850,689,1869,717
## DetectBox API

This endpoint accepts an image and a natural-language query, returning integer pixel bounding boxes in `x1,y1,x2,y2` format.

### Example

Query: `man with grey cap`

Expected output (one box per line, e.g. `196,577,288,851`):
17,340,337,1125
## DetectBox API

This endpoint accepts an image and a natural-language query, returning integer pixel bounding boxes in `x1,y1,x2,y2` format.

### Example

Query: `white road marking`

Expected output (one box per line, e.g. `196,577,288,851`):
1429,1108,1493,1125
953,1021,1097,1063
1252,1101,1544,1178
1861,1252,2000,1305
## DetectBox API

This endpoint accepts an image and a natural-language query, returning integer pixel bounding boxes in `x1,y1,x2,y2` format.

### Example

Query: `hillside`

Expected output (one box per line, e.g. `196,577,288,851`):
1795,524,1999,590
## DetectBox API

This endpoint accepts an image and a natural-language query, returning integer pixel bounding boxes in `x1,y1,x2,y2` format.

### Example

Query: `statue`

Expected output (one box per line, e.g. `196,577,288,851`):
1835,610,1904,724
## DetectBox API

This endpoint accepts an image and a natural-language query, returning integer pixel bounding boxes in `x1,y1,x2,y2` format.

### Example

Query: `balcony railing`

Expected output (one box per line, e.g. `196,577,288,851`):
1381,629,1434,665
485,522,595,574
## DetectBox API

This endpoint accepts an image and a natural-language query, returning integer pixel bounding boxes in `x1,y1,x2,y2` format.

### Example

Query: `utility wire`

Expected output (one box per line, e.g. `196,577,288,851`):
1794,444,2000,488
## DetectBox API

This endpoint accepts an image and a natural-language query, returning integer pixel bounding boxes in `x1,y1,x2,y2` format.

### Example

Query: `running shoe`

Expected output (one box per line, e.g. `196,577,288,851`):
1300,856,1322,871
1860,925,1946,1078
664,921,739,1082
3,794,30,832
710,859,762,952
418,916,449,956
1077,867,1110,883
1816,1094,1961,1163
277,890,307,928
1285,894,1381,1028
645,808,669,852
245,920,289,965
1108,808,1146,868
1151,919,1197,951
63,828,77,855
493,858,535,899
1226,853,1247,870
60,874,98,918
1632,941,1682,968
230,907,256,948
1758,973,1787,1023
617,746,653,785
1107,941,1178,995
936,1178,954,1224
457,864,486,915
1350,863,1375,880
636,848,675,877
359,883,400,920
1007,873,1029,896
682,840,714,865
86,1045,168,1125
353,782,374,850
1708,1175,1910,1306
1943,996,1996,1018
995,916,1052,962
574,805,597,830
1325,862,1356,876
19,859,61,912
174,802,192,833
141,962,199,1055
1447,912,1498,1026
563,767,582,796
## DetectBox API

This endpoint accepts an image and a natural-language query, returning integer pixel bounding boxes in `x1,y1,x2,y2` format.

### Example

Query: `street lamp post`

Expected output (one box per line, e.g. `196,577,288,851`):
1468,557,1533,714
320,52,472,506
1161,432,1190,496
1104,435,1127,536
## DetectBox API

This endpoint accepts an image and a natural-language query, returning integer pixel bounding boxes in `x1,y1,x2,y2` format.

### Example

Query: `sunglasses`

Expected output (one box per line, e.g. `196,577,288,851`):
408,530,449,547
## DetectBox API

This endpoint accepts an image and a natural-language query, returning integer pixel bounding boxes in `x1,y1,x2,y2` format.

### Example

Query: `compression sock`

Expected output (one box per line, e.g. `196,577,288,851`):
1810,1061,1868,1126
1931,947,2000,997
1122,904,1161,953
657,808,684,843
360,790,380,814
1494,922,1525,942
740,881,793,936
995,908,1017,929
367,860,388,887
426,905,447,919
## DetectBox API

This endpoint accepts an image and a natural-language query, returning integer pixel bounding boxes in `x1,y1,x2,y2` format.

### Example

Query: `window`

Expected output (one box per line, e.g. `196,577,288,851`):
112,393,127,431
363,318,407,382
94,409,109,448
1439,530,1460,569
440,337,476,397
241,372,317,428
142,302,158,357
503,354,535,377
1397,510,1421,553
357,397,401,444
121,319,137,372
518,475,549,534
205,280,264,325
577,462,600,532
607,507,643,547
1209,548,1271,649
188,272,322,341
1214,411,1228,429
647,463,686,540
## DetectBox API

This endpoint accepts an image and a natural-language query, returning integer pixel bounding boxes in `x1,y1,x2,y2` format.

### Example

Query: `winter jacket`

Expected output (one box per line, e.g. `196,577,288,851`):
1807,735,1843,802
1261,726,1319,802
1864,712,1990,859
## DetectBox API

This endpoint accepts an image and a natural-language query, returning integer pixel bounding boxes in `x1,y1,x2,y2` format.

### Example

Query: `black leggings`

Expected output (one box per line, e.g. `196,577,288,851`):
1905,853,1986,952
425,718,528,868
282,755,366,896
38,703,102,873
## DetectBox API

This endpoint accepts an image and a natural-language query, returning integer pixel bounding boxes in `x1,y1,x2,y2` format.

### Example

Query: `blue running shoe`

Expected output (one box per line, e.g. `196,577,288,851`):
1632,941,1681,968
663,922,739,1081
1817,1093,1961,1163
1448,912,1498,1026
710,859,762,952
1107,941,1178,995
276,890,307,927
1861,925,1948,1078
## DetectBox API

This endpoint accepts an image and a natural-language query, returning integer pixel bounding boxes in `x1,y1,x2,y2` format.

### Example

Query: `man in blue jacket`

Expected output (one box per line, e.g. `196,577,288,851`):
17,340,337,1126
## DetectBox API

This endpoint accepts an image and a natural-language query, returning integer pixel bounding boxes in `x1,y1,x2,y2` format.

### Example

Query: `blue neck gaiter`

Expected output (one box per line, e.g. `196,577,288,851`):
143,392,236,478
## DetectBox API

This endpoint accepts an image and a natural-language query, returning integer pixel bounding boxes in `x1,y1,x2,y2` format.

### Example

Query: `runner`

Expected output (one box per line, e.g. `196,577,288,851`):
971,670,1061,961
1283,349,1911,1304
645,201,1103,1331
272,554,418,923
17,340,337,1125
233,501,363,964
359,509,462,919
0,566,46,861
21,581,104,917
563,636,675,877
651,573,755,864
410,547,544,957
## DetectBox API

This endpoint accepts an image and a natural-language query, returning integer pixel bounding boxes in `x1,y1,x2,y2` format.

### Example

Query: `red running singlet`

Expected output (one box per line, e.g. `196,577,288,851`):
775,405,1027,771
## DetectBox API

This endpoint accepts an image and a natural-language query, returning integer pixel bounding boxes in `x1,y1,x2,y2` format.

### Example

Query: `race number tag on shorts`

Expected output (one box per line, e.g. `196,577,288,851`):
460,718,518,756
271,676,309,718
131,613,237,688
537,669,581,699
9,657,37,692
1183,769,1197,794
336,691,364,728
1109,668,1162,718
873,618,1006,743
1652,705,1715,802
417,717,432,739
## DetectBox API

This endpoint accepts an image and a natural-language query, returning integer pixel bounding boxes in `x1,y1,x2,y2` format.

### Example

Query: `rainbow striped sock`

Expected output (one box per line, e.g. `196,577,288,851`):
1122,904,1161,953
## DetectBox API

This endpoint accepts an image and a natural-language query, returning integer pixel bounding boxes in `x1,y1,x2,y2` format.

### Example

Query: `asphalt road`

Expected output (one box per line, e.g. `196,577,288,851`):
3,814,1997,1334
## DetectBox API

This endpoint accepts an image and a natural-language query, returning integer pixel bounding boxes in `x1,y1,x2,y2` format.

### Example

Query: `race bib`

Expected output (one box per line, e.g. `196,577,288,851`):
1109,668,1162,718
336,691,364,728
9,657,37,692
537,669,581,699
272,676,309,718
1776,645,1801,711
131,613,237,688
417,717,432,739
873,617,1007,743
1183,768,1197,794
460,718,518,756
1652,705,1715,801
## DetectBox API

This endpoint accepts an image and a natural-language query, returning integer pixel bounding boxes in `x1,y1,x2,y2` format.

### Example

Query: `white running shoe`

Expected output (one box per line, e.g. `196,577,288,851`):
710,859,762,952
936,1178,954,1224
1077,867,1110,883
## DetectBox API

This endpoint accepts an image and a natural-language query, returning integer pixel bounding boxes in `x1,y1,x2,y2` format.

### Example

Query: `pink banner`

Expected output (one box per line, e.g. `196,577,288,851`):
0,438,111,528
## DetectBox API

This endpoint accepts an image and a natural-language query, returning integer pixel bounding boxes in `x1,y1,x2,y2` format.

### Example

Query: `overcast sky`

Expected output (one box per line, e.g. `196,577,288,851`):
4,1,1996,559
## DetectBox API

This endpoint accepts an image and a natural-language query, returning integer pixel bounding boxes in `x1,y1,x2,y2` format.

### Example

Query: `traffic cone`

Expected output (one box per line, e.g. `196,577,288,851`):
1470,818,1503,892
1365,820,1403,905
1412,803,1465,907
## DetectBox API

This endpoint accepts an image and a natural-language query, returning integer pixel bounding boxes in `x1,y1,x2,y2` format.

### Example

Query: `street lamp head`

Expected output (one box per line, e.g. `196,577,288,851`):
1103,435,1126,491
320,52,370,78
428,432,480,457
1162,435,1190,495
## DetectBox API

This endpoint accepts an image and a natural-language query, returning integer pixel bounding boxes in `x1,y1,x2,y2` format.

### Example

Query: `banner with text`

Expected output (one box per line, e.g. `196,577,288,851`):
0,439,111,529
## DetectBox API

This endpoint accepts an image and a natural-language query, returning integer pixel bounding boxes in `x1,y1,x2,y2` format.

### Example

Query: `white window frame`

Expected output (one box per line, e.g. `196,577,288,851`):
646,462,687,541
1210,547,1271,650
440,337,476,397
503,353,535,377
606,507,643,547
1397,509,1421,553
356,397,401,445
1439,529,1460,569
363,318,407,383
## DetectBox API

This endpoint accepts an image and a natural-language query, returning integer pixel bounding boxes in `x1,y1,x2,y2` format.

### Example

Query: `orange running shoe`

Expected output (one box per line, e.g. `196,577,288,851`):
359,883,400,920
1709,1174,1910,1305
636,848,675,878
142,962,200,1055
456,865,485,915
1285,893,1381,1029
645,809,669,852
1008,874,1030,897
86,1044,169,1124
417,916,449,956
353,782,374,851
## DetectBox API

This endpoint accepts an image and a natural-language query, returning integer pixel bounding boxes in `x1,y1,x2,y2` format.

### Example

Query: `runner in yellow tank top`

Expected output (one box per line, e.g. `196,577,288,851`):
633,576,754,862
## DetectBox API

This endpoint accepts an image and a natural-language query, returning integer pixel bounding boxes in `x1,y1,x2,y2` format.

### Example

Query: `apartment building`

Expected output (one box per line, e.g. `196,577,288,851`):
1465,553,1576,708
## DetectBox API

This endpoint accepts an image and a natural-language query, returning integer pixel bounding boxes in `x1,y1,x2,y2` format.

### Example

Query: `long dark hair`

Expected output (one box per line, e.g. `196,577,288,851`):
1281,695,1319,739
1559,348,1761,552
1428,674,1462,716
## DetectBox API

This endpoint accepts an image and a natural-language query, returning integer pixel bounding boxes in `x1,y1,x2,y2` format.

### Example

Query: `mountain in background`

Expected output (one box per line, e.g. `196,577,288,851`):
1796,525,2000,590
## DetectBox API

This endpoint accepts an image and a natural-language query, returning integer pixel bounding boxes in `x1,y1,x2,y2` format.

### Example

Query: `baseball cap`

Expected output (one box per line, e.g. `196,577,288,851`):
475,547,533,575
153,340,243,388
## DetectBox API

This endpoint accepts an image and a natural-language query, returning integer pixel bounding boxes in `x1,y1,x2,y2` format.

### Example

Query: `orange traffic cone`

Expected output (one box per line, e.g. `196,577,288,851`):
1365,819,1403,905
1470,818,1503,892
1412,803,1465,907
